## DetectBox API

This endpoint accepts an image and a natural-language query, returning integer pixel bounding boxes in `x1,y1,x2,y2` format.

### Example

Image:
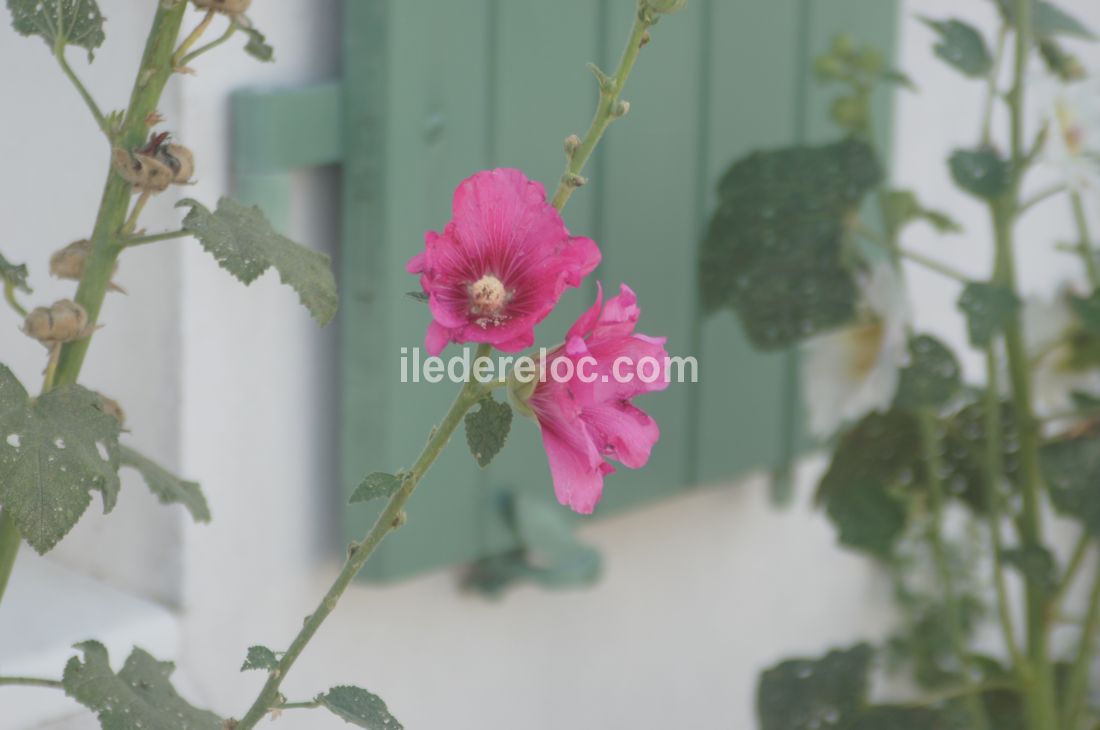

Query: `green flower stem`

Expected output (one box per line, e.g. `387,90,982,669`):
917,410,991,730
991,2,1060,726
856,224,969,283
233,348,492,730
1052,533,1092,612
123,229,191,248
55,48,109,137
1071,190,1099,288
0,0,190,610
179,21,238,68
981,25,1008,147
983,351,1029,676
0,676,63,690
550,2,655,211
1019,184,1067,216
3,281,27,318
1064,558,1100,729
172,9,216,67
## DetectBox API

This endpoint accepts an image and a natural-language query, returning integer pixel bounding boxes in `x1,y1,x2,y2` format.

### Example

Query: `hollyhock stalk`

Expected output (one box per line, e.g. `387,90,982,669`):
233,5,663,726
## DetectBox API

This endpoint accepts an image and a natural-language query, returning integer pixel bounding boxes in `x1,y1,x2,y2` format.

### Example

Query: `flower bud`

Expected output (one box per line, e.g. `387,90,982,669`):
23,300,90,345
49,239,126,293
193,0,252,15
613,100,631,118
831,33,857,59
813,55,845,81
564,134,582,158
830,96,867,130
643,0,687,15
112,148,173,193
156,143,195,185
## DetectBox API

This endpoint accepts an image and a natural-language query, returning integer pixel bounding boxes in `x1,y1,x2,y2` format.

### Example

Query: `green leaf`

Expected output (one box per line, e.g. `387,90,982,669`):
1040,434,1100,533
6,0,106,60
0,365,121,554
757,644,873,730
405,290,429,303
350,472,402,504
464,396,513,468
699,138,882,349
920,17,994,77
894,335,961,410
178,197,338,326
958,282,1021,347
62,641,223,729
0,251,30,294
825,477,908,558
242,27,274,62
883,69,918,91
848,706,947,730
949,148,1012,199
1071,290,1100,335
995,0,1097,40
880,189,962,239
240,645,279,672
319,685,403,729
119,445,210,524
1002,545,1058,597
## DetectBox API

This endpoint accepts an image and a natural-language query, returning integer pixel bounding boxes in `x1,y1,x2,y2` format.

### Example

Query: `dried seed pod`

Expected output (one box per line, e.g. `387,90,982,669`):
97,394,127,429
23,300,91,345
49,239,126,293
156,143,195,184
193,0,252,16
112,148,173,193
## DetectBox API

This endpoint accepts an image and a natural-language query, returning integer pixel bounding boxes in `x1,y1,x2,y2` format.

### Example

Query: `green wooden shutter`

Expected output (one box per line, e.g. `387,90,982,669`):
231,0,900,581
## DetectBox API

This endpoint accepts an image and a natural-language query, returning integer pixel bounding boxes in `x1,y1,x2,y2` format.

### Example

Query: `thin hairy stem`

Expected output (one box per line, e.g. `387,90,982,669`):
179,20,238,67
1064,558,1100,729
234,347,492,729
1019,184,1067,216
123,229,191,247
55,48,109,136
172,9,216,68
550,3,654,210
918,411,991,730
857,224,970,282
0,676,64,690
981,26,1008,146
1071,190,1099,287
3,281,28,318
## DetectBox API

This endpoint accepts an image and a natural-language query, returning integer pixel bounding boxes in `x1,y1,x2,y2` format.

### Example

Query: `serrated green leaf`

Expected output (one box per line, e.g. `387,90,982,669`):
0,251,30,294
319,685,403,729
920,17,994,77
699,139,882,349
350,472,402,504
62,641,223,729
995,0,1097,40
119,445,210,524
949,148,1012,199
241,27,274,62
6,0,106,60
825,477,908,557
1040,434,1100,533
757,644,873,730
894,335,961,410
0,365,121,554
464,396,512,468
178,197,338,326
848,706,947,730
958,282,1021,347
240,645,279,672
1002,545,1058,596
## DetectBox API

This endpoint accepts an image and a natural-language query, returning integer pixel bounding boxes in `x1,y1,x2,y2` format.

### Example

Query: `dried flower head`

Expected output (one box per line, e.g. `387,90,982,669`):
112,148,173,193
49,240,126,293
23,299,92,346
157,143,195,185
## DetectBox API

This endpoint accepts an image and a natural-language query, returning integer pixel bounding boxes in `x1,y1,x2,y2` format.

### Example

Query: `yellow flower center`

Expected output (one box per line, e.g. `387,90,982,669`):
843,318,886,379
469,274,510,327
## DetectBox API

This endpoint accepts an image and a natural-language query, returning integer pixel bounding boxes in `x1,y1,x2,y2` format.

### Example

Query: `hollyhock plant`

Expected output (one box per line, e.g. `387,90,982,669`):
408,168,601,355
522,284,668,514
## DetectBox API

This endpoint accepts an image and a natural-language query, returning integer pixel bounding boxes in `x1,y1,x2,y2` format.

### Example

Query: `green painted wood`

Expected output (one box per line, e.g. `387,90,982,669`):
233,0,900,582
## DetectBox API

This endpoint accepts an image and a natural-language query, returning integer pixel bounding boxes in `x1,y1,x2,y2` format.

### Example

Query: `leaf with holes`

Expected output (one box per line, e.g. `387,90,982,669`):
698,138,882,349
0,365,120,554
242,27,274,62
178,198,338,325
0,251,30,294
62,641,223,729
757,644,873,730
949,148,1012,199
240,645,279,672
319,686,403,729
958,282,1020,347
6,0,106,60
464,396,513,468
1040,434,1100,534
920,17,994,77
120,445,209,524
894,335,961,410
350,472,402,504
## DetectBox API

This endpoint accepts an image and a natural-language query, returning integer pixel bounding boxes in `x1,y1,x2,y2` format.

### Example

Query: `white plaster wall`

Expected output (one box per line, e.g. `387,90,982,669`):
2,1,1100,729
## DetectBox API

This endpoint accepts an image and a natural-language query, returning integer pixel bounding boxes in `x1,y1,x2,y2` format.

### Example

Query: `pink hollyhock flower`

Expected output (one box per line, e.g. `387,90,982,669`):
526,284,668,514
407,168,601,355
